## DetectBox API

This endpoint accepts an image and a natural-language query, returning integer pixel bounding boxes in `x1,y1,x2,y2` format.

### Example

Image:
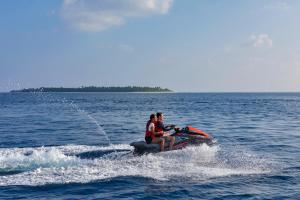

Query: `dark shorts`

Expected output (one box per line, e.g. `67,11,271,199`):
145,136,152,144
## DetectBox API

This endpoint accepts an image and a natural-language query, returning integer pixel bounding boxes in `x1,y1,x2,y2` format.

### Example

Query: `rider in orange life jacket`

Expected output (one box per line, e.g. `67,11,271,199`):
154,112,176,151
145,113,166,152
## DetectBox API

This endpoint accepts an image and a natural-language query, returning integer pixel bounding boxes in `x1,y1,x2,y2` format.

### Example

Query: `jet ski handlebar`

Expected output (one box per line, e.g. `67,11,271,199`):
165,124,176,129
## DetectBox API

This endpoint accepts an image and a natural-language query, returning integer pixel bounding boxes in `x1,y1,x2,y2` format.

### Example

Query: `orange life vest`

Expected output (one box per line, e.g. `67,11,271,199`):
145,120,154,139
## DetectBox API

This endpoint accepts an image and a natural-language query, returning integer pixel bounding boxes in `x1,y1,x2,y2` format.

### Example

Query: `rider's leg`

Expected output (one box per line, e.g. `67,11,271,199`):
160,138,165,151
152,137,165,152
169,136,175,150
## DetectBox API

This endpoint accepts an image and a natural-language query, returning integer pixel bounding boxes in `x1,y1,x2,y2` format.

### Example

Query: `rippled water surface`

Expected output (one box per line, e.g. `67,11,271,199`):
0,92,299,199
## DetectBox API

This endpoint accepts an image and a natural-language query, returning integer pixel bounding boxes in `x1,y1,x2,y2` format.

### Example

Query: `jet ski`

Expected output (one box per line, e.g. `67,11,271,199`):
130,126,216,155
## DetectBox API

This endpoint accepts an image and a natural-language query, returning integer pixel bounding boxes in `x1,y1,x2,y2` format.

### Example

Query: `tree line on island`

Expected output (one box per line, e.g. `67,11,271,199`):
11,86,173,93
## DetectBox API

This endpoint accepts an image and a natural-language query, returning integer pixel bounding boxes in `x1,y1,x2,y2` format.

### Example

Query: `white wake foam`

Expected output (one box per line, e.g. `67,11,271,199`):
0,144,272,186
0,147,79,172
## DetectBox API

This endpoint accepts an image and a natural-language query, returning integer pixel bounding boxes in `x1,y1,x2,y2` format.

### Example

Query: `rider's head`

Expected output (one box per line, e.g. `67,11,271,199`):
150,113,156,122
156,112,163,121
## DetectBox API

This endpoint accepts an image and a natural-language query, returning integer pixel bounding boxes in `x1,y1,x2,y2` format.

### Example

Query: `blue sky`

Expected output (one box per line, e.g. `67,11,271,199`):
0,0,299,92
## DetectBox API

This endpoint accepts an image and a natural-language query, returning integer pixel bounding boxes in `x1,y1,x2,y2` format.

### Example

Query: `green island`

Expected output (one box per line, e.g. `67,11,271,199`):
11,86,173,93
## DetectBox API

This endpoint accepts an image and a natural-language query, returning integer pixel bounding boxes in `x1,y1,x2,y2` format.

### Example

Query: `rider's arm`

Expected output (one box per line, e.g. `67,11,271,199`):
154,130,164,137
149,123,155,134
150,124,163,137
156,121,168,132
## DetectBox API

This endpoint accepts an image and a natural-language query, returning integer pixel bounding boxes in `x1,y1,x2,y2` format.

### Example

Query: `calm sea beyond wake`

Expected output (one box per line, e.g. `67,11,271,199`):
0,92,299,199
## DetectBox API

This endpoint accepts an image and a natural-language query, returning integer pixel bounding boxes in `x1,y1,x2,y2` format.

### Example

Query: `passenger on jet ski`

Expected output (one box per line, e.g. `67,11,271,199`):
154,112,175,151
145,113,165,151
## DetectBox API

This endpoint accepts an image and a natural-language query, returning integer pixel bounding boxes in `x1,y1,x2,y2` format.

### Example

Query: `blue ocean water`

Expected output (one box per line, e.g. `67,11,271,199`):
0,92,299,199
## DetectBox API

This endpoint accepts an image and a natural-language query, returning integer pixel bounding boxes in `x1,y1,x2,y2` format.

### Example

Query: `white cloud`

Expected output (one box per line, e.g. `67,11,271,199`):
264,1,290,11
250,34,273,48
61,0,173,32
276,1,290,10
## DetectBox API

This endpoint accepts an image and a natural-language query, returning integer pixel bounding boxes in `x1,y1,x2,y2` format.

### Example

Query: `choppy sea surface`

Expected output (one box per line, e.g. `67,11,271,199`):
0,92,299,199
